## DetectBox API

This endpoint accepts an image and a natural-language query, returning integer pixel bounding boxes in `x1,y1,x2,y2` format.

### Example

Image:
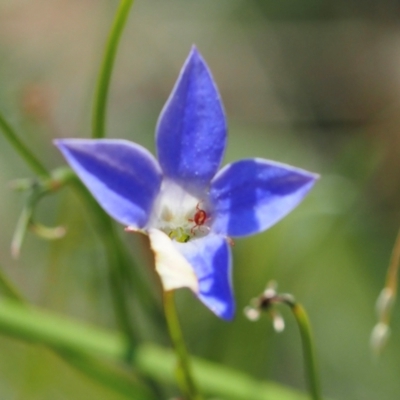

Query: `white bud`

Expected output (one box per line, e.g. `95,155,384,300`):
263,281,278,298
271,311,285,333
370,322,391,354
244,306,260,321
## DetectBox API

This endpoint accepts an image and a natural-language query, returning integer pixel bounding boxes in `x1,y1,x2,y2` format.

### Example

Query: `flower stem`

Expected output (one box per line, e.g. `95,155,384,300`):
371,227,400,354
68,178,163,352
70,178,139,354
0,297,315,400
247,285,322,400
0,267,153,399
92,0,135,138
0,111,49,178
281,296,322,400
383,227,400,305
163,291,203,400
35,170,162,342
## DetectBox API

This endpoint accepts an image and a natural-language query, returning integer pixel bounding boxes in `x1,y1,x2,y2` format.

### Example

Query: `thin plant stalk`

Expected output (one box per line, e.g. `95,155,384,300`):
379,227,400,325
3,299,151,399
247,286,322,400
70,178,139,353
291,303,321,400
92,0,135,139
163,291,203,400
280,296,322,400
0,277,153,399
371,227,400,353
0,297,315,400
0,111,49,178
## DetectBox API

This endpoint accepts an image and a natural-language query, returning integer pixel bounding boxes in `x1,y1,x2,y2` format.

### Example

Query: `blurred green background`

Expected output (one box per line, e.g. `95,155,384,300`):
0,0,399,399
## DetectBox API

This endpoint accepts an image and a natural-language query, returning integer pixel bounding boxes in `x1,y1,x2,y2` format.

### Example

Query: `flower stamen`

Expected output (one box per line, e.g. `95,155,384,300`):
169,227,190,243
188,201,209,235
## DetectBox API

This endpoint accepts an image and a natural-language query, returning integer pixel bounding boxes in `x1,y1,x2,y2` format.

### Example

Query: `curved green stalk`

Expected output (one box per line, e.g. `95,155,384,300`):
281,297,322,400
163,291,203,400
0,111,49,178
292,304,321,400
249,288,322,400
92,0,135,138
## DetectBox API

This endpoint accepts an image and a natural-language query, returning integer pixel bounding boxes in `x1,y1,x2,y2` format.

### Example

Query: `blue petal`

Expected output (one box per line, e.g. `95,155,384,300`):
156,47,227,192
209,159,318,237
54,139,162,228
175,234,234,320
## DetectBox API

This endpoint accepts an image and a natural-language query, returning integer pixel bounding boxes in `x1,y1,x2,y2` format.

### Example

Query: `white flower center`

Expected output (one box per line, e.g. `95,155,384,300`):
147,180,210,242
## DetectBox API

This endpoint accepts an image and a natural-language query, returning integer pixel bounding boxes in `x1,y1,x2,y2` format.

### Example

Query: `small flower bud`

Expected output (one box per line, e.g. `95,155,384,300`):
271,311,285,333
244,306,260,321
370,322,391,354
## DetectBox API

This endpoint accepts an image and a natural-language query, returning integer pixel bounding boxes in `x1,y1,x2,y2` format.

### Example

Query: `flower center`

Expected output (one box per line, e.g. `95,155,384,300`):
147,180,211,243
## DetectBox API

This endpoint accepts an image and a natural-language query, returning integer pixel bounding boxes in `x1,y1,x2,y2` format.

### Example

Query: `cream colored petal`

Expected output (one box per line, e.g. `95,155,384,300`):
148,228,199,293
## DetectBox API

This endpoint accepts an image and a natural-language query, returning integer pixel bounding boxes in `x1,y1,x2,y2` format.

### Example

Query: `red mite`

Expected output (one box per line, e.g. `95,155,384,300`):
188,203,208,234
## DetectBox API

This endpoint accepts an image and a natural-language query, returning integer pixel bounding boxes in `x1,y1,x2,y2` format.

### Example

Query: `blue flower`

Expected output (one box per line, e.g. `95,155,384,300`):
54,47,318,320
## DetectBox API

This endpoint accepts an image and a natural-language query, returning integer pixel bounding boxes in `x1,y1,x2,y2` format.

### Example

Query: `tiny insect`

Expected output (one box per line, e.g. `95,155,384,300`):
188,202,209,235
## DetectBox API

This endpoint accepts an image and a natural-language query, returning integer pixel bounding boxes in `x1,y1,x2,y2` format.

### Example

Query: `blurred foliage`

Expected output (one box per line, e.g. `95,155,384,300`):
0,0,399,399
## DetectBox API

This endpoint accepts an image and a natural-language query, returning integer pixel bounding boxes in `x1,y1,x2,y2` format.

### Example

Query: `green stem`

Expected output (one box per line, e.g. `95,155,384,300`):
282,297,322,400
163,291,203,400
0,298,314,400
0,111,49,178
0,300,151,399
383,227,400,300
68,176,163,339
0,297,128,357
70,179,138,353
0,270,151,399
8,162,160,363
371,228,400,354
92,0,135,138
